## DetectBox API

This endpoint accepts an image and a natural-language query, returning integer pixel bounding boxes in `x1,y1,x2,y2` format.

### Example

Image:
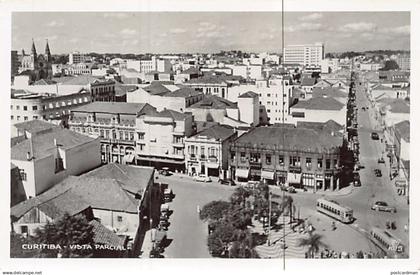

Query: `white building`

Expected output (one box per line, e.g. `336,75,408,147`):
283,43,324,66
321,58,339,74
69,51,92,64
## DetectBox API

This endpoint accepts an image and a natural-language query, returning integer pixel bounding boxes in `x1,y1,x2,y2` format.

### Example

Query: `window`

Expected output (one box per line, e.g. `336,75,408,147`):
250,153,261,163
129,132,134,141
317,158,323,169
267,93,271,97
279,155,284,165
10,105,13,110
290,156,301,167
112,131,117,139
231,152,236,161
32,106,38,111
11,115,14,120
24,116,28,121
326,159,331,169
105,130,110,139
240,152,246,162
266,154,272,165
99,129,104,138
23,106,27,111
19,169,27,181
16,105,20,110
267,109,271,113
33,116,38,120
306,158,312,169
119,131,124,140
117,216,123,222
55,157,65,173
20,225,28,234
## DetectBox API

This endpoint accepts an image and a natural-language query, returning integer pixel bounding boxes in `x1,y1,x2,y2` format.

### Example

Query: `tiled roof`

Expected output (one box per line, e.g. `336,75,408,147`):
312,87,348,98
153,109,190,120
143,82,172,95
233,126,342,153
193,124,235,141
297,120,343,136
188,95,237,109
60,75,114,85
238,91,259,98
394,120,410,143
388,100,410,114
72,102,153,115
13,120,59,135
301,77,316,86
37,190,91,220
163,87,202,98
195,121,219,133
82,163,154,195
114,83,138,96
90,220,127,247
180,67,201,75
11,128,96,161
291,97,345,111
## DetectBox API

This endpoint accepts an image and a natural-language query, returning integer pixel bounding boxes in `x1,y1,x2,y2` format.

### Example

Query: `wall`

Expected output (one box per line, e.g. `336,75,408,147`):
237,96,259,126
93,209,139,235
289,107,346,126
10,160,36,198
400,138,409,161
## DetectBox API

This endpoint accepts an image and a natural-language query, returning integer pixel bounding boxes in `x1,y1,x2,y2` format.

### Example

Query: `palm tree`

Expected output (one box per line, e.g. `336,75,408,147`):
278,195,296,222
298,233,328,258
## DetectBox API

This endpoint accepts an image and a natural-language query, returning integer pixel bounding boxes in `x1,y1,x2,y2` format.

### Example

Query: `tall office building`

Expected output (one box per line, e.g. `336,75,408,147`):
283,43,324,66
396,54,410,71
69,51,91,64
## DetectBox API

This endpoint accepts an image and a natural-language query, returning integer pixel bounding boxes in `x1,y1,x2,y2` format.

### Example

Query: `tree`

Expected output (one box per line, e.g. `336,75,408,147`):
380,60,399,71
200,200,230,222
10,232,38,258
298,233,328,258
33,213,95,258
230,186,251,206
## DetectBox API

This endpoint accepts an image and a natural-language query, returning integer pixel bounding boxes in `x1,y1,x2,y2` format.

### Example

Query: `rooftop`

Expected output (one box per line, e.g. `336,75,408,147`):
163,87,202,98
72,102,153,115
152,108,191,120
291,97,345,111
143,82,172,96
312,87,348,98
11,128,96,161
238,91,259,98
233,126,342,153
58,75,114,85
394,120,410,143
301,77,316,86
13,120,59,135
192,124,235,141
188,95,237,109
90,220,127,247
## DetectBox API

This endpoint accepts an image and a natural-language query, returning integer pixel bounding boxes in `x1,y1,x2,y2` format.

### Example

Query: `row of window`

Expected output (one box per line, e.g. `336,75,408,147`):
11,115,38,121
187,145,219,159
233,152,337,169
72,126,135,141
11,97,89,112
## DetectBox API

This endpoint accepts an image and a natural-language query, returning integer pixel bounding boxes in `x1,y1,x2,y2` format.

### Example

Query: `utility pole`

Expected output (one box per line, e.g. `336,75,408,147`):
268,191,272,246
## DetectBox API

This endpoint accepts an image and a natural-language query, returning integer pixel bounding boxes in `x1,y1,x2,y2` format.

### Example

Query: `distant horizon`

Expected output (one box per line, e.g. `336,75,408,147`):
12,12,410,55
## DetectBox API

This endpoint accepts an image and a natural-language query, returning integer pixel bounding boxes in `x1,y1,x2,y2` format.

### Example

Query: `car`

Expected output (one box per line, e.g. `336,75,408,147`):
362,107,366,111
159,167,171,176
219,179,235,186
194,174,211,182
287,187,297,193
378,157,385,164
371,201,397,213
371,132,379,140
374,169,382,177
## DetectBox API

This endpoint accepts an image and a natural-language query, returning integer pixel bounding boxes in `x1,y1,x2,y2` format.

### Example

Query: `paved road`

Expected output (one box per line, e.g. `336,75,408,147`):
158,174,234,258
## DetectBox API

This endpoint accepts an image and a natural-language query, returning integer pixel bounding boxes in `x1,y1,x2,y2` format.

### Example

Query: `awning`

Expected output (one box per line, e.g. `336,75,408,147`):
236,168,250,179
123,154,135,163
287,172,302,184
261,170,275,180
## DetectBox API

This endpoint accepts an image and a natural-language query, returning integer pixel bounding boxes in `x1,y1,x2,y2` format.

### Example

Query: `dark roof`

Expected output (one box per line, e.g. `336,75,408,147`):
153,109,190,120
72,102,152,115
114,83,138,96
11,128,96,161
186,75,231,85
82,163,154,195
59,75,113,85
193,124,235,141
90,220,127,247
291,97,345,111
195,121,219,133
297,120,343,136
37,190,91,220
301,77,316,86
180,67,201,75
233,126,342,153
312,87,348,98
13,120,59,135
388,100,410,114
188,95,237,109
394,120,410,142
143,82,172,95
163,87,202,98
238,91,259,98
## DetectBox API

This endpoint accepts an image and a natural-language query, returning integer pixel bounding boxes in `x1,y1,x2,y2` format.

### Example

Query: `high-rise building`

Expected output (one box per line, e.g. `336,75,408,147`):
283,43,324,66
396,54,410,71
69,51,92,64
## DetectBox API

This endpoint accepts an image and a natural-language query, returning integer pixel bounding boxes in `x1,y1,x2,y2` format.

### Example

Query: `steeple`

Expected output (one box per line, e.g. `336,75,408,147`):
31,39,37,59
45,39,51,61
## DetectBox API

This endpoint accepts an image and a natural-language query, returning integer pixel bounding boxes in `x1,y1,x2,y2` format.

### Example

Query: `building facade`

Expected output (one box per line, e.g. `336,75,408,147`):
229,126,343,192
283,43,324,66
69,51,92,64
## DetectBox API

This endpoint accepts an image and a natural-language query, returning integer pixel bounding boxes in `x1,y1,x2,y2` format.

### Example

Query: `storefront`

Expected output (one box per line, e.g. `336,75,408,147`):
261,170,275,185
235,168,250,182
287,172,302,188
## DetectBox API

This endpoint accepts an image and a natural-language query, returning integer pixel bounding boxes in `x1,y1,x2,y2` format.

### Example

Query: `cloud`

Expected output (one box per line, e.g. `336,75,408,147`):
169,28,187,34
300,13,323,21
339,22,377,32
121,28,137,35
103,13,129,19
285,23,323,32
46,20,64,27
383,25,410,35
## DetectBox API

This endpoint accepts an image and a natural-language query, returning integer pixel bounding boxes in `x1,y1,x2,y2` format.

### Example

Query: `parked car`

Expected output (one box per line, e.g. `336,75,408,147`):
374,168,382,177
353,172,361,187
371,201,397,213
194,174,211,182
159,167,171,176
378,157,385,164
371,132,379,140
163,188,173,202
219,179,235,186
287,187,297,193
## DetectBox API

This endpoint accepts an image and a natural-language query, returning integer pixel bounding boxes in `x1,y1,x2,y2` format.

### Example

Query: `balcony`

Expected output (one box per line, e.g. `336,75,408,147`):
208,156,218,163
249,161,262,169
190,154,197,160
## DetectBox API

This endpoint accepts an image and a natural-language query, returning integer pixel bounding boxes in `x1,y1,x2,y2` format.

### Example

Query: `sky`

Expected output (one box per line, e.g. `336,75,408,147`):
12,12,410,54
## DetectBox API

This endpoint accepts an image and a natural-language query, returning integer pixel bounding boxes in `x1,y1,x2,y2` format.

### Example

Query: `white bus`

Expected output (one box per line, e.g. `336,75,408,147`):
316,198,354,223
370,227,404,257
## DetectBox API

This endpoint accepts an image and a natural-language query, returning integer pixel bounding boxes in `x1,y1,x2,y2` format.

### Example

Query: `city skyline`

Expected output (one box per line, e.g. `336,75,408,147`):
12,12,410,54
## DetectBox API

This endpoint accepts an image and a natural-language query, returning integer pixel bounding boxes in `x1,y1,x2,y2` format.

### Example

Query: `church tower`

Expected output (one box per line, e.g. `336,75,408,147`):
45,39,51,62
31,39,37,62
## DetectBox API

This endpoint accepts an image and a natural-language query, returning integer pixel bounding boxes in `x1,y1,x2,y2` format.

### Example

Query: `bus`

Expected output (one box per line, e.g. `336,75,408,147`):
370,227,405,258
316,198,354,223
